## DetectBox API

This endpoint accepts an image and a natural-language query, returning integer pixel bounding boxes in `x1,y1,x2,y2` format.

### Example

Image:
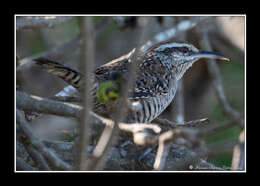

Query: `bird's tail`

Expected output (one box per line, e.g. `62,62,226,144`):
34,57,83,89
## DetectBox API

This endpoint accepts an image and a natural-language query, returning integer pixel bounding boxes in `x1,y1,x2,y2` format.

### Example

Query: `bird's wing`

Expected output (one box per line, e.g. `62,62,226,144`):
94,48,136,82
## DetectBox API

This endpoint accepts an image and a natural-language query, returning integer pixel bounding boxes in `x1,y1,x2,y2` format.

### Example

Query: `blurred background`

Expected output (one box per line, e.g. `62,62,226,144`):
16,16,245,169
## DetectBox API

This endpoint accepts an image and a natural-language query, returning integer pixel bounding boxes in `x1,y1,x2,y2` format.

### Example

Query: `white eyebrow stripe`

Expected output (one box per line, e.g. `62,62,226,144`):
155,43,199,52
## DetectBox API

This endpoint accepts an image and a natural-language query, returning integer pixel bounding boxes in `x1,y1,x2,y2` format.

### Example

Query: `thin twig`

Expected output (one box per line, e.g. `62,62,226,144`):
76,17,95,171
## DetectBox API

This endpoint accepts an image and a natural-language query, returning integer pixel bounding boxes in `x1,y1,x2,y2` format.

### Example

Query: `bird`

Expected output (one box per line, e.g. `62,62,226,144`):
34,41,229,123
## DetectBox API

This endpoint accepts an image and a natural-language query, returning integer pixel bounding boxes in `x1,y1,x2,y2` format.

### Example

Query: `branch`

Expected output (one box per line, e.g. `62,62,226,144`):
16,109,74,171
141,16,211,52
231,130,245,171
16,91,81,118
153,130,173,170
25,145,51,171
17,91,226,171
16,90,203,145
74,17,95,171
16,16,73,31
153,127,203,170
199,29,244,127
16,157,36,171
50,95,81,102
86,17,154,171
153,117,209,128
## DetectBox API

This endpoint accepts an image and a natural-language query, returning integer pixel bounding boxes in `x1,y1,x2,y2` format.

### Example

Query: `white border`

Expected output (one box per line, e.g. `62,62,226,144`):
14,14,246,173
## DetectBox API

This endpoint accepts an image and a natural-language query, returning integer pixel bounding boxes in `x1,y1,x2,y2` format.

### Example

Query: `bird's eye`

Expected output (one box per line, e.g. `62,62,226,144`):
181,47,189,53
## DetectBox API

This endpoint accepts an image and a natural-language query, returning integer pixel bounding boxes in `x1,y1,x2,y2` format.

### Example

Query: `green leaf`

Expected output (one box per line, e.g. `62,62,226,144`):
97,80,120,104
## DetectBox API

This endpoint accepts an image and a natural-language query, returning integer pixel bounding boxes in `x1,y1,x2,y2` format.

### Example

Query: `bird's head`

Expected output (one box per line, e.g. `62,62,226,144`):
145,41,230,80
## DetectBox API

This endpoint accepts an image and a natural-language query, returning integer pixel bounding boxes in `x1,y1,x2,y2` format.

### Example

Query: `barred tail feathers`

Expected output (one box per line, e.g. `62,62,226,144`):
34,57,82,89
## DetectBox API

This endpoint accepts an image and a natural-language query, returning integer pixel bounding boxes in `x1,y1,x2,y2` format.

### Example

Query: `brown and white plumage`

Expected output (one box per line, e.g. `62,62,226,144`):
34,41,229,123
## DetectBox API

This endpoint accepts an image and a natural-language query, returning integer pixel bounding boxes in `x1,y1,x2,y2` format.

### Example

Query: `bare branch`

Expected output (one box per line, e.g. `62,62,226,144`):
85,17,154,171
16,91,81,118
25,146,51,171
50,95,82,103
16,109,74,171
199,29,244,127
175,79,185,123
209,31,244,66
16,157,36,171
76,17,95,171
16,16,73,31
153,117,209,128
231,130,245,171
153,130,173,170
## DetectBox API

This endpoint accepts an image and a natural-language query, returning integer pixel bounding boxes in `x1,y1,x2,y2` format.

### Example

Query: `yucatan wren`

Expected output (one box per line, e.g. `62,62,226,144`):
34,41,229,123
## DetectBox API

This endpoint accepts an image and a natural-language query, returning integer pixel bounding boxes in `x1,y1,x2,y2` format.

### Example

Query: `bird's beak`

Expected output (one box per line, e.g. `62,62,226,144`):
193,51,230,61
